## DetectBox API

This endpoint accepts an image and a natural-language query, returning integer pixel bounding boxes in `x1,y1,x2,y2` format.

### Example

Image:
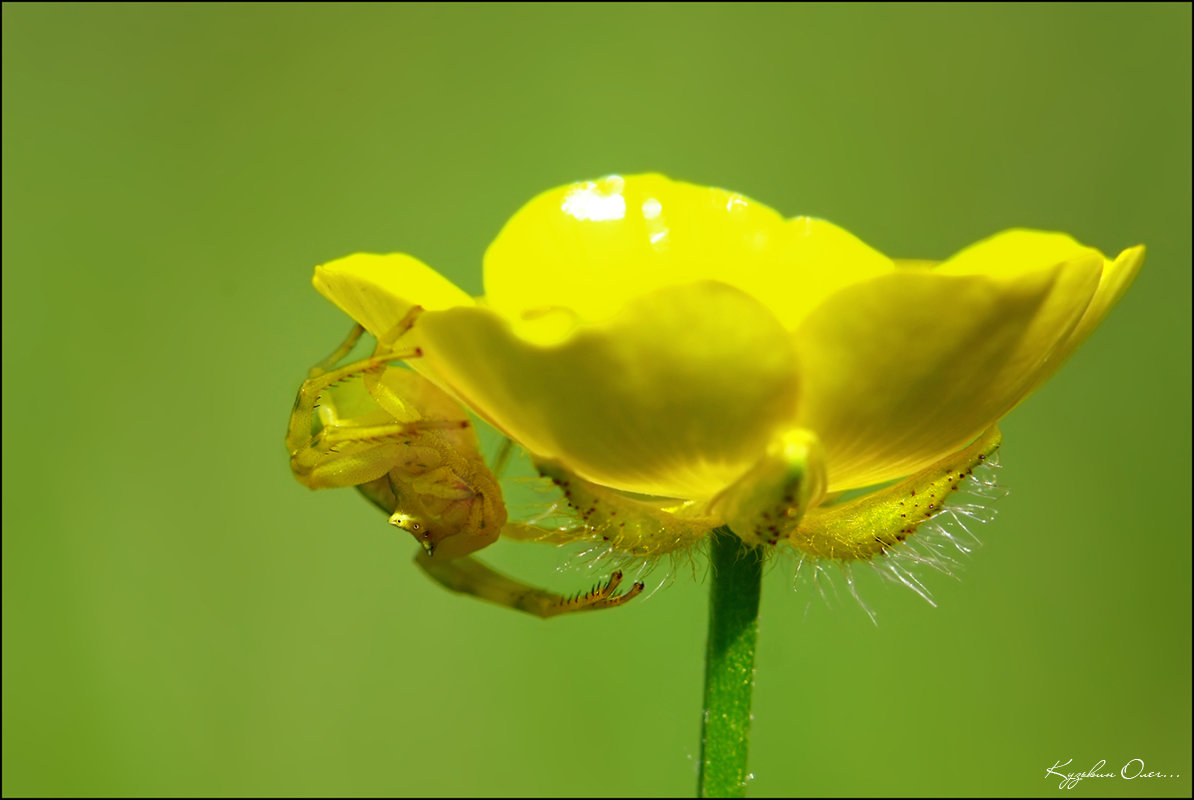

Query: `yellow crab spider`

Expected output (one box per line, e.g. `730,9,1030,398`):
286,315,644,619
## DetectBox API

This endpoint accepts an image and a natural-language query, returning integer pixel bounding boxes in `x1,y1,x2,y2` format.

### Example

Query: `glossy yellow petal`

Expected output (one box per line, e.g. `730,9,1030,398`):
313,253,473,338
776,217,896,326
928,231,1142,410
483,173,892,330
893,259,937,271
415,281,800,499
794,238,1102,491
934,229,1102,279
1027,244,1145,388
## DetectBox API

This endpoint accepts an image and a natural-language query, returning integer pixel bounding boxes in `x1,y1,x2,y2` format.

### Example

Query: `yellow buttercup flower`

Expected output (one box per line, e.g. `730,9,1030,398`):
286,172,1144,800
295,173,1142,612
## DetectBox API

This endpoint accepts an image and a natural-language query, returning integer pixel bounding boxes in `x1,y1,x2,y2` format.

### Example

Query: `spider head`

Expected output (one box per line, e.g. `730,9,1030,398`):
389,511,439,555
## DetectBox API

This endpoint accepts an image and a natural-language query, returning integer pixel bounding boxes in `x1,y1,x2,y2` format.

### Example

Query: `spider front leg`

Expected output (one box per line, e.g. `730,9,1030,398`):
286,321,461,490
308,323,366,378
414,550,645,619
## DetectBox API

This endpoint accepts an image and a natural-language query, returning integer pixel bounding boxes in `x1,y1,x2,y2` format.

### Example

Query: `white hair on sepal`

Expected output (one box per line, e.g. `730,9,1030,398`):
550,532,705,604
788,436,1007,624
842,567,879,626
494,436,715,563
497,461,697,603
962,449,1008,500
789,552,843,615
492,425,1006,619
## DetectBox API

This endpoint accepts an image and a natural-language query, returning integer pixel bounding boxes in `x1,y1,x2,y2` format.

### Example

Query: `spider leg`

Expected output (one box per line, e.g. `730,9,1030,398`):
414,551,644,619
287,322,454,489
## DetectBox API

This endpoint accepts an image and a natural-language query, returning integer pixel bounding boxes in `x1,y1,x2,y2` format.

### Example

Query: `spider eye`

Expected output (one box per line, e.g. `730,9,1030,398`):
410,522,421,531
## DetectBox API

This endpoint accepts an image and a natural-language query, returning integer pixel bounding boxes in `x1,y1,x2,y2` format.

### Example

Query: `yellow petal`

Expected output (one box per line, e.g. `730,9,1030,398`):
934,229,1101,279
414,281,800,499
313,253,474,338
795,232,1102,491
1025,244,1145,388
935,231,1143,410
776,217,896,326
483,173,892,330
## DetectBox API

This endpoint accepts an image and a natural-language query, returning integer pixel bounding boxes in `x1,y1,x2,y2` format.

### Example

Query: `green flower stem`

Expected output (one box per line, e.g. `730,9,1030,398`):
698,527,764,798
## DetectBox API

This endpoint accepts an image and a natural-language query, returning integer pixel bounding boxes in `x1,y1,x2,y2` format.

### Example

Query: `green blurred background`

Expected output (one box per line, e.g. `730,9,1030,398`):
3,3,1190,797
